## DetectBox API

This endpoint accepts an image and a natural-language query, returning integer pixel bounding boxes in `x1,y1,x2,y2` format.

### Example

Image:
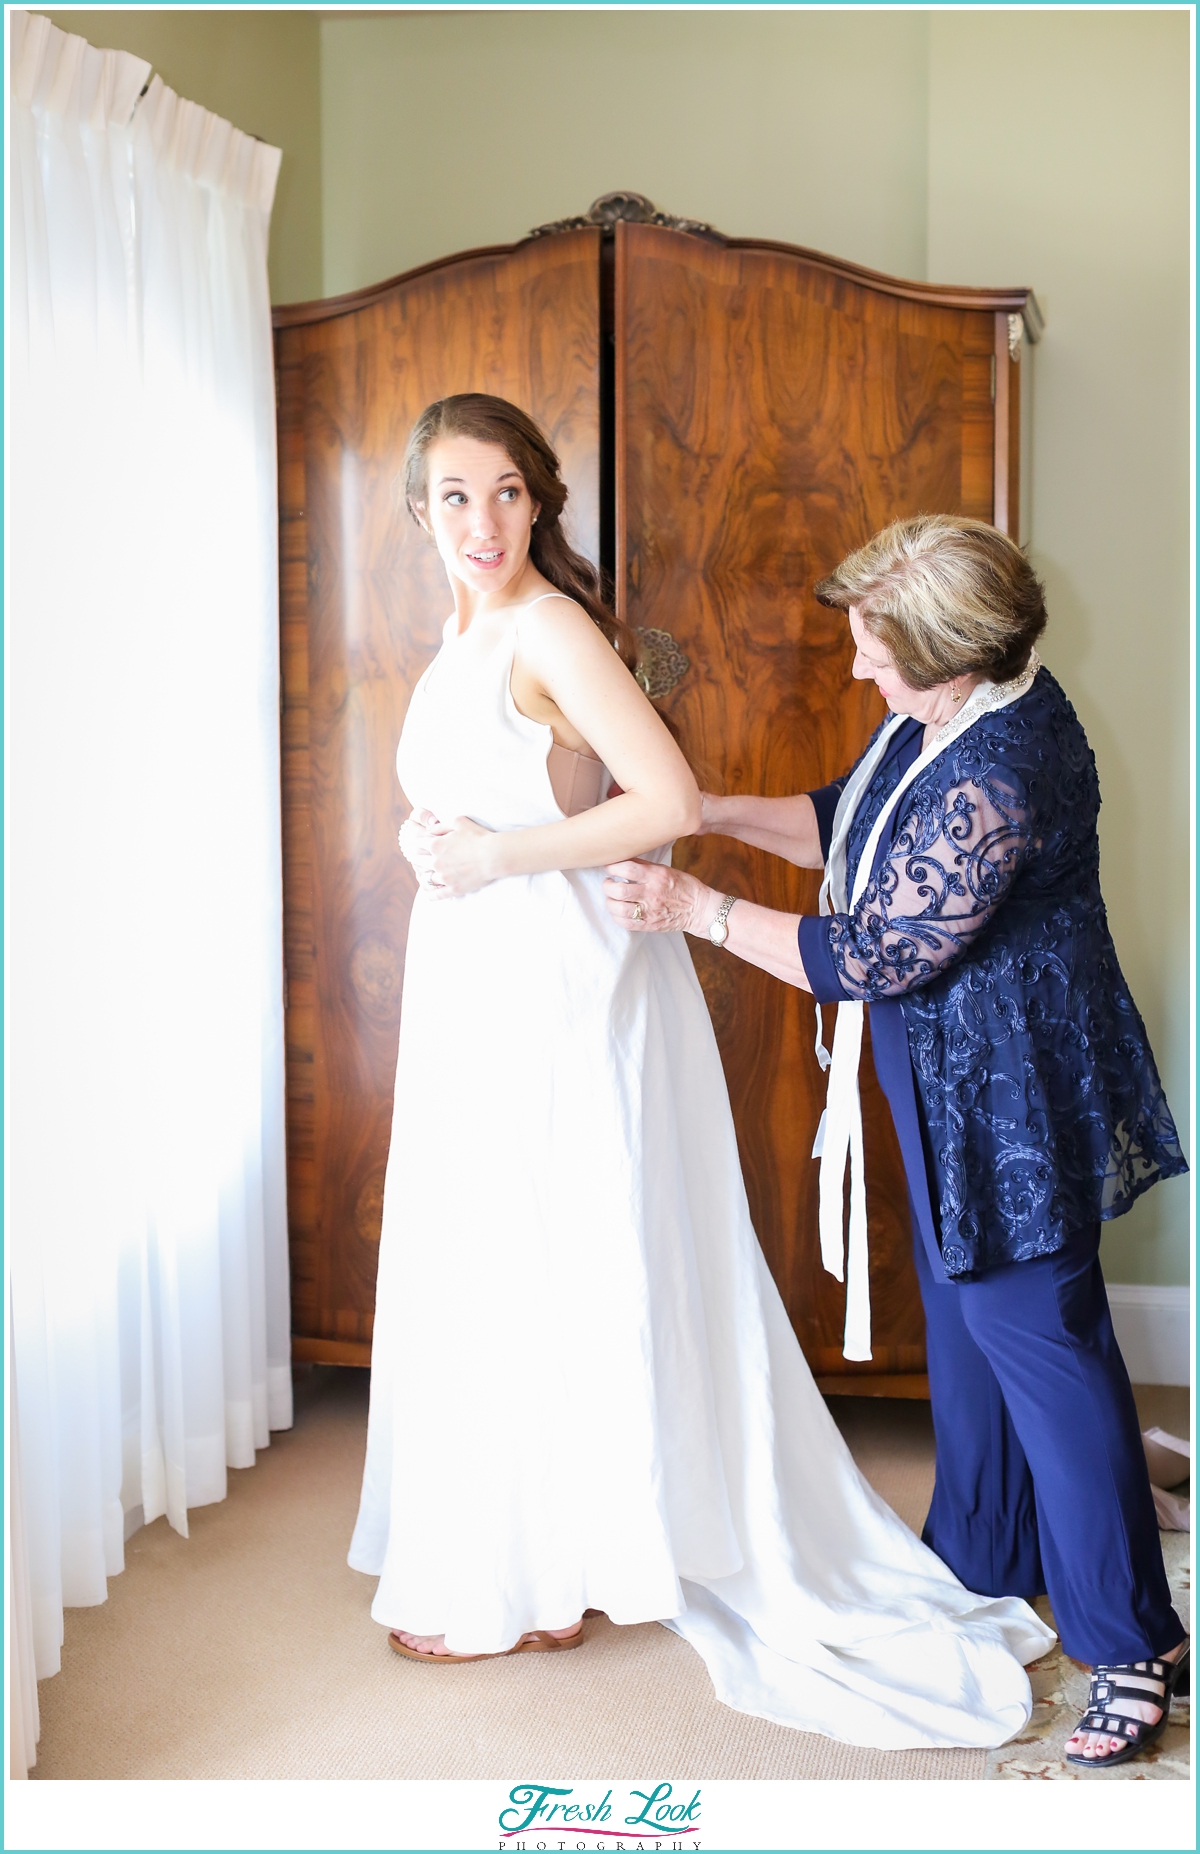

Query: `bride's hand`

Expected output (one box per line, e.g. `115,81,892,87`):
603,859,720,935
398,808,449,889
425,816,502,898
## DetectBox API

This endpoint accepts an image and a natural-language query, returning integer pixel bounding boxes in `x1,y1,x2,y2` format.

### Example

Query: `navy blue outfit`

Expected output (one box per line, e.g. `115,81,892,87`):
798,669,1187,1665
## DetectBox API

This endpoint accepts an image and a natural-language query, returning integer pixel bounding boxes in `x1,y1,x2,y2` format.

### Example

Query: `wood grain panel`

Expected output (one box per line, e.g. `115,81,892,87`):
992,312,1012,537
961,315,996,519
275,231,602,1350
615,222,1012,1379
1003,315,1023,540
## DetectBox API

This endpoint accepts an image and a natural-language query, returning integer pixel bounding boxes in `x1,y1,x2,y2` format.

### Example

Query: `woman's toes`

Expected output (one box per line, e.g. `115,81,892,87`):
1078,1730,1114,1760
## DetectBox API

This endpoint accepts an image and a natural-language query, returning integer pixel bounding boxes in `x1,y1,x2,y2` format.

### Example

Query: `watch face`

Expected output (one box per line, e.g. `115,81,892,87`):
709,919,729,946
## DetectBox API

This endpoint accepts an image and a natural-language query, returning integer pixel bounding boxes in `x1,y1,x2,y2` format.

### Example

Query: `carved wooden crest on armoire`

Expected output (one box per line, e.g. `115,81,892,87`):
273,192,1042,1394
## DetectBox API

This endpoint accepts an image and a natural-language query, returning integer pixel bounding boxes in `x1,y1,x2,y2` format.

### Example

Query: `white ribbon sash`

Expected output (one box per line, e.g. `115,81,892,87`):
813,652,1041,1361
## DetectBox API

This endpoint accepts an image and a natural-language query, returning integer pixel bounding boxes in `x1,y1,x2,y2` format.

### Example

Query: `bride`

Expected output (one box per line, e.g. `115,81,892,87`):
347,392,1054,1748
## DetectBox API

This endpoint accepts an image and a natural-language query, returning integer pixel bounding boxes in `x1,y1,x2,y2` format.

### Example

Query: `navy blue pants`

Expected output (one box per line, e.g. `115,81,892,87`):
913,1219,1184,1667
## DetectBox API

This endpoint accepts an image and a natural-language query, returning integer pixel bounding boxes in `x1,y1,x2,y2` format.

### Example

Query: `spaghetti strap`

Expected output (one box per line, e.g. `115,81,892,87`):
511,591,601,798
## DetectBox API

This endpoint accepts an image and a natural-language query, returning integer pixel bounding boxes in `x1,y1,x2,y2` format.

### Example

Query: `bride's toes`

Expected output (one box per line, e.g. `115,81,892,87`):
396,1629,447,1654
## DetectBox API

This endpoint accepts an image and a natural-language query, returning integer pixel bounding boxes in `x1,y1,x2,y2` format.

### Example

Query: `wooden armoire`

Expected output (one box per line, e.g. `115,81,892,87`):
274,193,1041,1393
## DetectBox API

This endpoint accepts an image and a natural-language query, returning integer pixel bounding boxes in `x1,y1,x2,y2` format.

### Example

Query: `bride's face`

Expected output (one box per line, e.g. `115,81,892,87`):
420,437,540,598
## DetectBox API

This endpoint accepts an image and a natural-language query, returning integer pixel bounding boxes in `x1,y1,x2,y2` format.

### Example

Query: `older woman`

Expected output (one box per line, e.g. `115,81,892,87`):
604,514,1189,1770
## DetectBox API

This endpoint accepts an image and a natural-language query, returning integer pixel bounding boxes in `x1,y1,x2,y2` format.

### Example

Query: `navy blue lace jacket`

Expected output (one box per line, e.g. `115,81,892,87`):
798,668,1187,1278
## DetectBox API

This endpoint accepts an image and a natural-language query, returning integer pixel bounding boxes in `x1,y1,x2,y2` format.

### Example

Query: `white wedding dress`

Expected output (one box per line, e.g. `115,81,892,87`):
348,599,1054,1750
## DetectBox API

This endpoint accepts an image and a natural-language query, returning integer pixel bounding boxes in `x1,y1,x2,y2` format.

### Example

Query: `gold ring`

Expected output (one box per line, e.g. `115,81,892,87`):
632,902,644,922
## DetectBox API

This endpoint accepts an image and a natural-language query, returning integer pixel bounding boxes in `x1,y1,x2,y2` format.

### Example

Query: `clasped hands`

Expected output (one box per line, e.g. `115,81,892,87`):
398,809,499,898
399,803,720,935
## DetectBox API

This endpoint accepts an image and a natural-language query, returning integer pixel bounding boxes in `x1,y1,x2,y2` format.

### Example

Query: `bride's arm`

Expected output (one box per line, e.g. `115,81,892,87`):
425,599,701,895
698,792,824,869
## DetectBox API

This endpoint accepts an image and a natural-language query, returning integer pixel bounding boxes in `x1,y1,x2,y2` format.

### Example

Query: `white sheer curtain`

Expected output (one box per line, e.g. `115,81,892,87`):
8,10,292,1774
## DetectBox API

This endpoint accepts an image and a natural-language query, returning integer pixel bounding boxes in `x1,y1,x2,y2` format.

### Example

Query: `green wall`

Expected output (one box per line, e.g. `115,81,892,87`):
319,11,931,293
40,9,322,304
927,10,1191,1288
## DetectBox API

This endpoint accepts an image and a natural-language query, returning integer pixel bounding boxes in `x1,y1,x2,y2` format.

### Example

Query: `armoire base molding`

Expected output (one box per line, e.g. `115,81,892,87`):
816,1374,930,1400
292,1336,372,1368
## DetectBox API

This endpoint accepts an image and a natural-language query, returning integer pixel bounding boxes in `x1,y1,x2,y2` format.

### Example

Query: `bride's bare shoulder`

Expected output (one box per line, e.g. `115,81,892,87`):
518,589,606,652
520,587,582,617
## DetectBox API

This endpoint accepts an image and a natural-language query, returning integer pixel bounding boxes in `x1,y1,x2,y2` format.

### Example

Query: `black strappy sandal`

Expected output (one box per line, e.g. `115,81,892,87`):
1065,1641,1190,1771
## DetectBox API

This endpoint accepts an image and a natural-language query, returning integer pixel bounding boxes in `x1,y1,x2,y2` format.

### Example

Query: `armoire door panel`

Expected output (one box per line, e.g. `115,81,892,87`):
613,221,1011,1379
276,230,603,1357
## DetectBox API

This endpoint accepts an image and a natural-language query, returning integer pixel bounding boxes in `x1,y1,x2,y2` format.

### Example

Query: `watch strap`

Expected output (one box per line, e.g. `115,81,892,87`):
710,894,738,940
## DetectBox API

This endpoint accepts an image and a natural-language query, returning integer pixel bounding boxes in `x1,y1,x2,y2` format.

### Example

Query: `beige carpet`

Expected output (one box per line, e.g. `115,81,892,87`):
30,1370,1190,1782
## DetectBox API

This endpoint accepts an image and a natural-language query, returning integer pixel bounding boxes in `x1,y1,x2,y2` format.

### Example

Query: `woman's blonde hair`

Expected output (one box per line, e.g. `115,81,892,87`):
814,514,1047,690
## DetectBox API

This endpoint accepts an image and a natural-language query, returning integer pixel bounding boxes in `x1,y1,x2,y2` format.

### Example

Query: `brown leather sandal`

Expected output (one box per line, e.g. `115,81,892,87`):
388,1625,584,1664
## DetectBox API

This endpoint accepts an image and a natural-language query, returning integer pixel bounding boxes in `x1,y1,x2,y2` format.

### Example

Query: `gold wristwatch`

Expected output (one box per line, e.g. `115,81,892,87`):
708,894,738,947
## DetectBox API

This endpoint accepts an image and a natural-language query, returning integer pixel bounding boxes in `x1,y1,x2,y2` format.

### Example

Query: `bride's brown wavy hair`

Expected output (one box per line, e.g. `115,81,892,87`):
402,394,638,674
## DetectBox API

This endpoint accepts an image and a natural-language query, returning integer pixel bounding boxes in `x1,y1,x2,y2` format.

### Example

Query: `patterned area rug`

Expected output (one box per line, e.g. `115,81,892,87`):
987,1530,1191,1779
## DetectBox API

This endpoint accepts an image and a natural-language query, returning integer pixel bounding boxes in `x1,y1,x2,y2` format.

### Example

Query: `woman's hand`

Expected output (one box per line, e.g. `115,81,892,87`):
398,808,445,888
399,808,498,898
424,816,502,898
605,858,811,988
398,807,457,894
603,859,721,935
696,793,726,837
692,790,824,868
